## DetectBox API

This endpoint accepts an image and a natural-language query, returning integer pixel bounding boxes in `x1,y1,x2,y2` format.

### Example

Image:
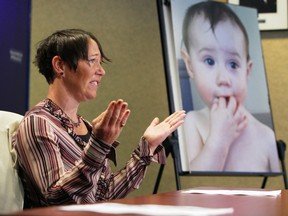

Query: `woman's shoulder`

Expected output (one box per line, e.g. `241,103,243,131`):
23,99,61,126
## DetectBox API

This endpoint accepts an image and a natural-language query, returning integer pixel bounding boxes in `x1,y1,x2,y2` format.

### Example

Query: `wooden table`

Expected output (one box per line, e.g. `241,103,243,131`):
10,188,288,215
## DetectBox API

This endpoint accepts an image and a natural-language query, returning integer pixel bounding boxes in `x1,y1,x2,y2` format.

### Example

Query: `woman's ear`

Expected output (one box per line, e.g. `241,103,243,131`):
52,56,65,77
181,49,194,79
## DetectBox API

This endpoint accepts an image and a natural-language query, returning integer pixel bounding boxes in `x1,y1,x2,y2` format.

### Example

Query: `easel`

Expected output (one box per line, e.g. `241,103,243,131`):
153,137,288,193
154,0,288,193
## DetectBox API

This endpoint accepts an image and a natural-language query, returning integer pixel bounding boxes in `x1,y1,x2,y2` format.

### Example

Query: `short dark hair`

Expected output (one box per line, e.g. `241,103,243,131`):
34,29,110,84
182,1,250,60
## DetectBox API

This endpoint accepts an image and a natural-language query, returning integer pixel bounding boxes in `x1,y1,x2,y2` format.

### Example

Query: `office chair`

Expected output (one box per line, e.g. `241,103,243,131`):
0,111,24,213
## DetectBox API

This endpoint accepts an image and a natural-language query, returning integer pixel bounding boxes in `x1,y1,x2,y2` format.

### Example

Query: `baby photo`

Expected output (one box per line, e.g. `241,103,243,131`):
169,0,280,173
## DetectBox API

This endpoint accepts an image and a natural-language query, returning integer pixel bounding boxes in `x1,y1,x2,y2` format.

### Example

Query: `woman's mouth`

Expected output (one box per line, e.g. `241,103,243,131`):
90,80,99,87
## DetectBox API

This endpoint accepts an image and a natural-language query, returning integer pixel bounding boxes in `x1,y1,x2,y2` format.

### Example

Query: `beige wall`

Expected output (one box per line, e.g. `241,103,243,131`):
30,0,288,197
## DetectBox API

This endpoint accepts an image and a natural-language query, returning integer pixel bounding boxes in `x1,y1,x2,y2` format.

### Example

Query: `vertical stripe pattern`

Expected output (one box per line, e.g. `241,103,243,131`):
12,99,166,207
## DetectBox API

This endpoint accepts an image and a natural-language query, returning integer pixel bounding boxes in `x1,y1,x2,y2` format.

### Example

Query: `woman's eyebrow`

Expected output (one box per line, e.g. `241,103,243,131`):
88,53,100,58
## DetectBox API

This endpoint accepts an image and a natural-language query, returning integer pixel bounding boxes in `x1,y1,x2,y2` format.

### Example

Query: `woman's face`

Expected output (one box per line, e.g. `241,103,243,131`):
64,38,106,102
182,14,252,108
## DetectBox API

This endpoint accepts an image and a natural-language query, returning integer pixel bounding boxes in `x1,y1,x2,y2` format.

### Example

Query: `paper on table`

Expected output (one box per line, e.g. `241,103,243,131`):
182,189,281,197
59,203,234,215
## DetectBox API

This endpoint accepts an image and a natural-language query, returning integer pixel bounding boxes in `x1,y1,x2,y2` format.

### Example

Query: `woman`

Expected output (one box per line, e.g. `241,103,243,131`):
12,29,185,207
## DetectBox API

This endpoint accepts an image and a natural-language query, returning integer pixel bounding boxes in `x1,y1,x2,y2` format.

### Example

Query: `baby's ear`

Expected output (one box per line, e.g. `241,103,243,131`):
181,49,194,79
246,59,253,78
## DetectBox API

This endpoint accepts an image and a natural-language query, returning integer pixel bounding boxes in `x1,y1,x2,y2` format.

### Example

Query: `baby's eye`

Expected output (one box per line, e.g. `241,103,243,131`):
204,57,215,66
227,61,239,70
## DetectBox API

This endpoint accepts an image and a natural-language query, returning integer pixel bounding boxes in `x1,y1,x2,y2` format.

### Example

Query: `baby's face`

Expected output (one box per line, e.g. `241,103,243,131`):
182,14,252,108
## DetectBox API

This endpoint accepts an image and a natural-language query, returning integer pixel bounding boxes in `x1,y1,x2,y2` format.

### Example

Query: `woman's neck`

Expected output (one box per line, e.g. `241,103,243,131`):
47,84,80,122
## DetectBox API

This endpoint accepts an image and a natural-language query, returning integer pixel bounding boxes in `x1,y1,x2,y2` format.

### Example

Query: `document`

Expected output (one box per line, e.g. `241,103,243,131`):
182,188,281,197
59,203,234,215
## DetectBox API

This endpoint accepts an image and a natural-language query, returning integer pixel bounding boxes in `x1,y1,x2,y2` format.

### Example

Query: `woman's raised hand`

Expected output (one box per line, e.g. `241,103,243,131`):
92,99,130,144
143,111,186,153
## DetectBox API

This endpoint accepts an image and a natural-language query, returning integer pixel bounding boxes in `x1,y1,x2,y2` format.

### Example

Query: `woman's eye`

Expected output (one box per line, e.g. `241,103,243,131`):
204,58,215,66
87,58,96,65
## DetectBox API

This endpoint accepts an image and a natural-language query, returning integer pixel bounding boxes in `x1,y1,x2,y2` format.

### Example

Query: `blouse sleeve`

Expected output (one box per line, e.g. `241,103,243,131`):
97,136,166,201
13,114,166,205
14,115,111,205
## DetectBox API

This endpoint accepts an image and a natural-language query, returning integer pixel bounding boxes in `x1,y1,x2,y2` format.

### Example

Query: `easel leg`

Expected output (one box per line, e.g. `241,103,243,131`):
153,136,182,193
153,164,165,194
173,156,181,190
261,177,268,189
277,140,288,189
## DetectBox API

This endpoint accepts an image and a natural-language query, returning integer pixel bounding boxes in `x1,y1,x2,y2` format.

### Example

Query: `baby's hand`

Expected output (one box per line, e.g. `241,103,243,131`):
209,97,247,150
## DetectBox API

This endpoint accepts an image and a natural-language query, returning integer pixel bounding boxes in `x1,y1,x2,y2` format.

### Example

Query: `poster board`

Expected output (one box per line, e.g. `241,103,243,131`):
158,0,282,176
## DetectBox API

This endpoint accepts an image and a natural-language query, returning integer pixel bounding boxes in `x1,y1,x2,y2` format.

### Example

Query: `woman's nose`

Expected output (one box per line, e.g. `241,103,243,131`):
96,64,105,76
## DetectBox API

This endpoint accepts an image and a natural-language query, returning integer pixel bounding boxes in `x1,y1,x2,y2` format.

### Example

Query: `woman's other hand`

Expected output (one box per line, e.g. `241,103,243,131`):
143,111,186,153
92,99,130,144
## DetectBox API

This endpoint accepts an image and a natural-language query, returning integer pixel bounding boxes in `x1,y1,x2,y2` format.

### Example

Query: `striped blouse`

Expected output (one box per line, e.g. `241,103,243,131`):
12,99,166,207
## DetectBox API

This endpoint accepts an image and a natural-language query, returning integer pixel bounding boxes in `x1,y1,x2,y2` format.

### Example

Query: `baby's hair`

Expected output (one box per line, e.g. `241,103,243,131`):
182,1,250,60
